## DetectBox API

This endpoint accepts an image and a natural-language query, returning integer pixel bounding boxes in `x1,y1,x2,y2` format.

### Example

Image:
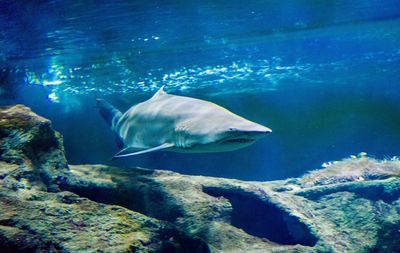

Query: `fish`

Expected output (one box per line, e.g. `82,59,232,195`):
96,86,272,159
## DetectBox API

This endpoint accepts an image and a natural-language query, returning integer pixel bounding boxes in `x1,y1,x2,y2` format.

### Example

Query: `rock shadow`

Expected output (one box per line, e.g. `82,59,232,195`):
203,186,318,246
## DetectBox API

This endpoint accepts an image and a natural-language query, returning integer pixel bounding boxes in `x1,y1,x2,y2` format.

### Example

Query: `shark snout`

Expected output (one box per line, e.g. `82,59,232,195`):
258,126,272,134
240,125,272,135
243,128,272,137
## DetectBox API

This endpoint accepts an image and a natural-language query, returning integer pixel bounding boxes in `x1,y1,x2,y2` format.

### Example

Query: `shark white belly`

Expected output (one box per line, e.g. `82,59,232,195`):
97,86,272,159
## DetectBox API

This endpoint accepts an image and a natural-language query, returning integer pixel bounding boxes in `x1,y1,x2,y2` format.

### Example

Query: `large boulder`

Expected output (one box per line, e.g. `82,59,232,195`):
0,104,68,191
0,105,209,253
0,104,399,253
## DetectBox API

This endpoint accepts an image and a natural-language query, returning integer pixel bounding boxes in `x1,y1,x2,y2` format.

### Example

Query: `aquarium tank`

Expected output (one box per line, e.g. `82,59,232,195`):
0,1,400,252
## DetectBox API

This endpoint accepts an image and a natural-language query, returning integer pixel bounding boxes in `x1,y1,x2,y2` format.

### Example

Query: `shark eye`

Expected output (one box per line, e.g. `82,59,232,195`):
229,128,237,131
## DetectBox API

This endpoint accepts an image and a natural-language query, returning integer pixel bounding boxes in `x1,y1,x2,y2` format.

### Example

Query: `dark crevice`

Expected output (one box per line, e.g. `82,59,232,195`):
0,241,37,253
0,218,18,227
369,220,400,253
203,186,318,246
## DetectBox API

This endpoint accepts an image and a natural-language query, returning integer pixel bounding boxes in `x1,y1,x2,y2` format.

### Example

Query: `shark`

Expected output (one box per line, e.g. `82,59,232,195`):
96,86,272,159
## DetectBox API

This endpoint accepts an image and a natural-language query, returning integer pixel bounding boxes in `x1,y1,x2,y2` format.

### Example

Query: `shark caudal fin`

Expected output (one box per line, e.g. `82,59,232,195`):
96,99,124,148
96,99,122,127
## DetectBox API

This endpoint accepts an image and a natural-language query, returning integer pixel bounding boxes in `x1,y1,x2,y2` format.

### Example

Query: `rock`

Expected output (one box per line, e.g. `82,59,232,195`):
0,171,209,252
298,156,400,187
0,104,68,192
60,160,400,253
0,105,209,253
0,104,399,253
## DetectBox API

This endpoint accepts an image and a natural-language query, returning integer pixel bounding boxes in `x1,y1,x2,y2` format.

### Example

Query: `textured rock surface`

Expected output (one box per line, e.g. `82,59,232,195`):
0,179,208,253
1,105,399,253
0,105,209,253
61,159,400,253
0,104,68,192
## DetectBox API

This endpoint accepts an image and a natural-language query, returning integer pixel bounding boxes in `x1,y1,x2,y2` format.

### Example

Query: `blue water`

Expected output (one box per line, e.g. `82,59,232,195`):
1,0,400,180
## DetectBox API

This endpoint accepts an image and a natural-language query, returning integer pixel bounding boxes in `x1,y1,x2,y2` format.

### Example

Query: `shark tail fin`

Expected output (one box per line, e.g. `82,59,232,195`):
96,99,124,148
96,99,122,128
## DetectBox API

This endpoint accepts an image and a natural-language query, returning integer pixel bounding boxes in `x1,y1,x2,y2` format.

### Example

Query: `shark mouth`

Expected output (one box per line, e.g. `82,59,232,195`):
221,138,255,144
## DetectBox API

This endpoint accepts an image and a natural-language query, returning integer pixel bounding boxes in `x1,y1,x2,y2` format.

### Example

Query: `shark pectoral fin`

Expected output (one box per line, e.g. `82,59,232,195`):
112,143,174,160
111,147,137,160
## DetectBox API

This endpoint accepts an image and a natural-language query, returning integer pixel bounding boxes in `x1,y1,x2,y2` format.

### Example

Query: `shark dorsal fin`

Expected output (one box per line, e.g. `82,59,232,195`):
152,85,167,99
112,143,174,160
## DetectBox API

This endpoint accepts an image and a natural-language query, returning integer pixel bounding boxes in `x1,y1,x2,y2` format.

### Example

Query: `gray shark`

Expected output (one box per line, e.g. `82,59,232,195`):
97,86,272,159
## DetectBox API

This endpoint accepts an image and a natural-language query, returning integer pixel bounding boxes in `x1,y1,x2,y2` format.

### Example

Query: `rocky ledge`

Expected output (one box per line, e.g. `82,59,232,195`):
0,105,399,253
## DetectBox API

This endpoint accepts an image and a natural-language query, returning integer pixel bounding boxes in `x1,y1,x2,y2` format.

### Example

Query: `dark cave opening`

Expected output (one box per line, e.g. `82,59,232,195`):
203,187,318,246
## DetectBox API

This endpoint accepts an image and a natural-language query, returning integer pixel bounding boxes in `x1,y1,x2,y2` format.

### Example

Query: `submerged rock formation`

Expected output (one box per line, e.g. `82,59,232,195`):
0,104,399,253
0,105,208,253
